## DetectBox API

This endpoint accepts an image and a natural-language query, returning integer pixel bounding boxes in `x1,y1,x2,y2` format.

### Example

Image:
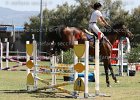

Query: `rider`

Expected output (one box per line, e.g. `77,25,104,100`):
89,2,110,39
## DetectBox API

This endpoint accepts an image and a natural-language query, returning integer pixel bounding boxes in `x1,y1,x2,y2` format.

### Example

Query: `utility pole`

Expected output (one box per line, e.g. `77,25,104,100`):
39,0,43,55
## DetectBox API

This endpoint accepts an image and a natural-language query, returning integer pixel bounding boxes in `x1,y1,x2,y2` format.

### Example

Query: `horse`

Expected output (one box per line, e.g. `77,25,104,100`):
45,22,133,87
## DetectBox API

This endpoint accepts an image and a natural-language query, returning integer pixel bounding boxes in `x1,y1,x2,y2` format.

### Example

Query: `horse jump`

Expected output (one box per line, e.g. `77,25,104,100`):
26,40,103,98
0,39,26,70
111,37,131,76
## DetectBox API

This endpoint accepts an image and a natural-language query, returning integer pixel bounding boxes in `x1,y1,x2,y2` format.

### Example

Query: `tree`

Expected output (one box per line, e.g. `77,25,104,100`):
21,16,40,43
22,0,139,47
128,6,140,46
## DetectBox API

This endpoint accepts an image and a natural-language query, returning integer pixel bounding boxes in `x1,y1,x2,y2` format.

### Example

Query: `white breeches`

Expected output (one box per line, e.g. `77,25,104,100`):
89,23,104,38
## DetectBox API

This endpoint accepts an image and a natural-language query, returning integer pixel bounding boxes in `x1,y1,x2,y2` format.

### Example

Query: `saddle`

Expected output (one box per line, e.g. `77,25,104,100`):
84,29,97,38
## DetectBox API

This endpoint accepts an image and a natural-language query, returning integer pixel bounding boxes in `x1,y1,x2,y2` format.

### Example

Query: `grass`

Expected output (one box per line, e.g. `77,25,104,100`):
0,62,140,100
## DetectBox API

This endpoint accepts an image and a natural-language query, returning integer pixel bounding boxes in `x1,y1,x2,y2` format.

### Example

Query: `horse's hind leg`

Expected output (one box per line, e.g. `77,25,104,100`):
103,60,111,87
108,64,119,83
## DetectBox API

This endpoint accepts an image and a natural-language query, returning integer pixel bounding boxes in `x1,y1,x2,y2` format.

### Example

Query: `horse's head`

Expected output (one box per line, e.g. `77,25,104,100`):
45,26,65,55
112,22,134,40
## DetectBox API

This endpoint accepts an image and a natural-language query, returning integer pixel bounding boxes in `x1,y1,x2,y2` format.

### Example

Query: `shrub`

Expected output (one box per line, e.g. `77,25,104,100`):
58,49,74,64
127,45,140,63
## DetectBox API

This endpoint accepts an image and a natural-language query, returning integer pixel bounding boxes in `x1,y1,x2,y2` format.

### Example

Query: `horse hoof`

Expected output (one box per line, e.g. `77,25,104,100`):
107,84,111,87
115,80,119,83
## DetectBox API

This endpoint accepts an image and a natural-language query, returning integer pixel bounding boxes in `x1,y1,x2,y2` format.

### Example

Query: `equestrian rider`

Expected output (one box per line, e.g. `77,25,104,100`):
89,2,110,39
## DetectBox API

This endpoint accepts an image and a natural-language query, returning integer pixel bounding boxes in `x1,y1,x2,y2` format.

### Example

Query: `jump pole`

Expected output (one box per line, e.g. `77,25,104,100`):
84,41,89,98
120,38,124,76
33,40,38,90
74,41,89,98
36,77,76,96
61,51,64,63
51,56,57,85
74,41,78,80
26,41,31,90
5,38,9,68
94,32,110,97
31,81,74,92
95,36,100,95
0,39,3,69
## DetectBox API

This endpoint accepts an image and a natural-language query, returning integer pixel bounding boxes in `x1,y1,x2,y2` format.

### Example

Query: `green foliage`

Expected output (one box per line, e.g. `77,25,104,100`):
128,6,140,45
58,49,74,64
127,45,140,63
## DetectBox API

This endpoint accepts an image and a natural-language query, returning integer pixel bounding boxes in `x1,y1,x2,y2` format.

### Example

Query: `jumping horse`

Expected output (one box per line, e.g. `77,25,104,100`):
45,22,133,87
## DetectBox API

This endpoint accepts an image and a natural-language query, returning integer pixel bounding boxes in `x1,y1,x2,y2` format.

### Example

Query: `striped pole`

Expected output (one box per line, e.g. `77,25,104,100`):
39,65,72,70
51,56,57,85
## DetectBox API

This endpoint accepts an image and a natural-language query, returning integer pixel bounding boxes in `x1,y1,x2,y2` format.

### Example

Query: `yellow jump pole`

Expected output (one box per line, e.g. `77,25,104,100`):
26,41,31,90
36,77,75,96
32,81,74,92
74,41,78,81
26,41,34,91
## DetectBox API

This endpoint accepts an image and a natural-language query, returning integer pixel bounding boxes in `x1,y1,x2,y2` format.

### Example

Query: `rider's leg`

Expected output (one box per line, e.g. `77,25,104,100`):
89,23,112,47
89,23,104,39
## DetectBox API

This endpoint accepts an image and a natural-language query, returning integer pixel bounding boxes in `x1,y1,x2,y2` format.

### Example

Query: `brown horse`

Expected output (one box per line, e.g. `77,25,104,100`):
45,22,133,87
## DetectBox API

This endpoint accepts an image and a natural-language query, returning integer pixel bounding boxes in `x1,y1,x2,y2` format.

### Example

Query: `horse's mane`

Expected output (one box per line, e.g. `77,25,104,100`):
103,21,125,36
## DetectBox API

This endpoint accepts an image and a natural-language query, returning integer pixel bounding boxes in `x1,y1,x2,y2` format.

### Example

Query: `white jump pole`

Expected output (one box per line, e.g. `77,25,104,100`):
0,39,3,69
126,37,131,76
95,34,100,95
120,39,124,76
33,40,38,90
51,55,56,85
61,51,64,63
5,38,9,68
125,37,131,53
84,41,89,98
93,33,110,97
74,41,78,81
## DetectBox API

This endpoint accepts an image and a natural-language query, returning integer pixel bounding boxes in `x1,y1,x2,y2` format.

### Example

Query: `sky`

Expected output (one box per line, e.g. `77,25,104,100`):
122,0,140,11
0,0,76,11
0,0,140,12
